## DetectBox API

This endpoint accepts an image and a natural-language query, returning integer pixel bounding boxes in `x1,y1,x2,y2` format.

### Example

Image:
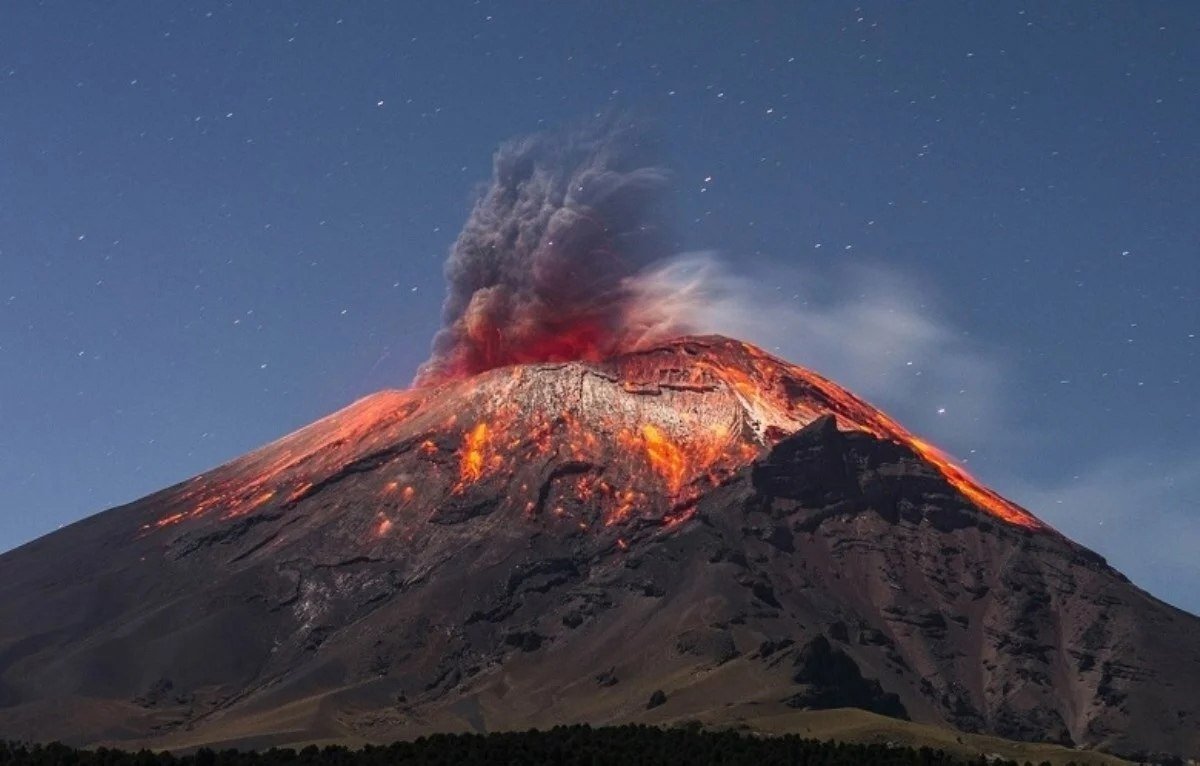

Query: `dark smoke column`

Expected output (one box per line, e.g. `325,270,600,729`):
415,121,675,386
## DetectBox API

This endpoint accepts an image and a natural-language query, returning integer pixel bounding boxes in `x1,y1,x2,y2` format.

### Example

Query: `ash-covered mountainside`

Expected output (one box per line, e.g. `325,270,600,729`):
0,336,1196,761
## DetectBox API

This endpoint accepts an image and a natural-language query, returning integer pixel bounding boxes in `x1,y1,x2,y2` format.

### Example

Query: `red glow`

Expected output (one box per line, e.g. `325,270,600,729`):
426,317,617,386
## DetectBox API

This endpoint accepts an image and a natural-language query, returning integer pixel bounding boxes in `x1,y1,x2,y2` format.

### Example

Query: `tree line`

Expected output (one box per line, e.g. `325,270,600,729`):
0,724,1097,766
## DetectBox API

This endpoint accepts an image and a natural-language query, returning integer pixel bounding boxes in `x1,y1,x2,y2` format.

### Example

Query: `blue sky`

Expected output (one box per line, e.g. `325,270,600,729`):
1,2,1196,613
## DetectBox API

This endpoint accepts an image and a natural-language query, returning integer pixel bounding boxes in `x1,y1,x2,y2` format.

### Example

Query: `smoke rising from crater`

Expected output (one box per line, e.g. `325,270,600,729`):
416,120,687,385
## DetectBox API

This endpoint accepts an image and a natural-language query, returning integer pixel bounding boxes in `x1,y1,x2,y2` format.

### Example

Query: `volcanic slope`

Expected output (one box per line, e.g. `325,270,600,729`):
0,336,1196,761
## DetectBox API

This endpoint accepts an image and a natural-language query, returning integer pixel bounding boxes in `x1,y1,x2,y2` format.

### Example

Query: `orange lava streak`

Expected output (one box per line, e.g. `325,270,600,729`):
633,424,687,494
731,342,1042,530
808,384,1038,528
150,511,187,529
458,422,490,485
906,436,1035,529
147,390,424,531
232,490,276,518
285,482,313,503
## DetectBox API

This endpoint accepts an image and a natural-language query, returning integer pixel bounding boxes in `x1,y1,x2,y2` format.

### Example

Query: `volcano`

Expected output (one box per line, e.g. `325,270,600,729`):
0,336,1197,760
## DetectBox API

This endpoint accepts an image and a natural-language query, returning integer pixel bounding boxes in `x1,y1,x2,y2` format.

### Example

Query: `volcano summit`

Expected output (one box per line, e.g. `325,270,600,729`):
0,336,1197,760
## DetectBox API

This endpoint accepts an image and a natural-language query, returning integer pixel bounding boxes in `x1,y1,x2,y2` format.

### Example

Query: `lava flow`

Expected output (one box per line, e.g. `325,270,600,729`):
145,336,1044,538
696,342,1042,530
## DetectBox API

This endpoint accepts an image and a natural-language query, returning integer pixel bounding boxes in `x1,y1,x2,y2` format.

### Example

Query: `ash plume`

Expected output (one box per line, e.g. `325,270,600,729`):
416,120,685,385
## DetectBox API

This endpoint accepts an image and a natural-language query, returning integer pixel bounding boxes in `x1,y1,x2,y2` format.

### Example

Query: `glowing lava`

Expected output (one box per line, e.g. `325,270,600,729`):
624,424,687,494
145,336,1044,537
718,343,1040,530
458,422,490,486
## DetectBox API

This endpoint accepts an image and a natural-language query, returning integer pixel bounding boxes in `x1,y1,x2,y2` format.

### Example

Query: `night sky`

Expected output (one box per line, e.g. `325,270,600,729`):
1,3,1197,613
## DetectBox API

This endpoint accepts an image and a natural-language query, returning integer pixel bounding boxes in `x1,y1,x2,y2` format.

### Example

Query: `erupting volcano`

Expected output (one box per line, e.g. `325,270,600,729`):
2,334,1199,760
2,124,1199,762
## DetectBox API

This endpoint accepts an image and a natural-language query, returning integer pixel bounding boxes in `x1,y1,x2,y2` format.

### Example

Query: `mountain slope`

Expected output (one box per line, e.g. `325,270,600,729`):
0,336,1195,760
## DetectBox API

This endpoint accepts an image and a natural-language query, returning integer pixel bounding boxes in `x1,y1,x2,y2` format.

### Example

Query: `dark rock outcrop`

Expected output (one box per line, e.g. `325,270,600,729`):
785,636,908,720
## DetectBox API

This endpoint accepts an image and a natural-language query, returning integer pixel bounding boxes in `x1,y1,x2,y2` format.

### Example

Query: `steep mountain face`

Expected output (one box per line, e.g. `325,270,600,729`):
0,336,1196,760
